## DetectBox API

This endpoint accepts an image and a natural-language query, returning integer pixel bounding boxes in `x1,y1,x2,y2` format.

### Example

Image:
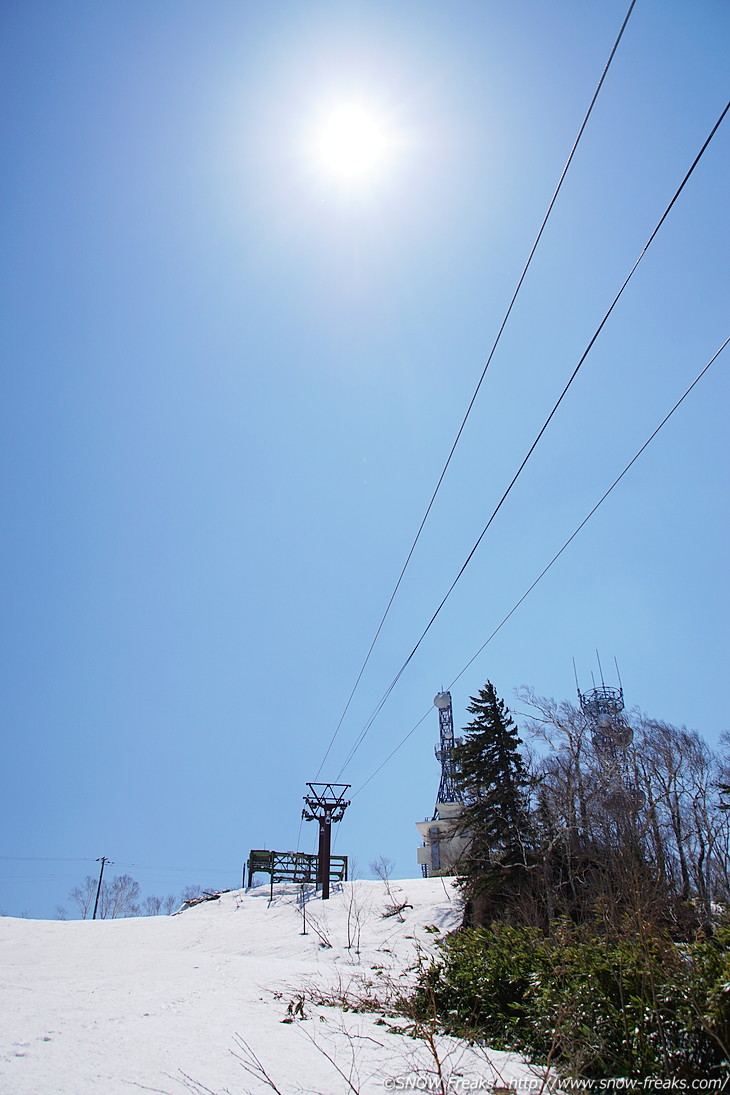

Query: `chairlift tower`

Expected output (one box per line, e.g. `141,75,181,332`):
301,783,350,900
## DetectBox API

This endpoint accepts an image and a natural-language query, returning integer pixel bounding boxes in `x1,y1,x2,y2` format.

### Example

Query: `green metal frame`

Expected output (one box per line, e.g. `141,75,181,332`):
245,849,348,898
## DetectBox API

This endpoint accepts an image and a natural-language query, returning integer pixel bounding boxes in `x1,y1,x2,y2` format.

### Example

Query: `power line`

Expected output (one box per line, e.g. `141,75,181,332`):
0,874,96,882
0,855,230,874
0,855,95,863
312,0,638,782
349,334,729,799
334,98,729,780
115,862,230,875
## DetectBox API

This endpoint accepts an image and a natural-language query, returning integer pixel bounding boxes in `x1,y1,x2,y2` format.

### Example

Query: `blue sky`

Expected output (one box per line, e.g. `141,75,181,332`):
1,1,728,918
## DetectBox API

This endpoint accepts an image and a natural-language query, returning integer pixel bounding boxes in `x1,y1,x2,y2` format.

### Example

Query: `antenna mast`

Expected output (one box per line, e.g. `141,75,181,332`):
415,691,468,877
576,654,643,812
433,691,458,807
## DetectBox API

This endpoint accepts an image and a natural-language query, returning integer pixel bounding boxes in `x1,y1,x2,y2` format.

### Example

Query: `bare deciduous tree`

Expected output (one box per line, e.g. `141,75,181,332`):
99,873,141,919
69,875,99,919
163,893,178,915
68,873,165,919
180,884,203,903
344,881,371,954
369,855,394,884
514,689,730,933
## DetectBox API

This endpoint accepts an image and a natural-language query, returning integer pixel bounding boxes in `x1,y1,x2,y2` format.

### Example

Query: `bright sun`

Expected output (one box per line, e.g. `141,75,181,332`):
317,104,388,178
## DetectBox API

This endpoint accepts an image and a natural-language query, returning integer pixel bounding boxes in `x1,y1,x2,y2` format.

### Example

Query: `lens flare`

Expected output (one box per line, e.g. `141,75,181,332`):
317,105,387,178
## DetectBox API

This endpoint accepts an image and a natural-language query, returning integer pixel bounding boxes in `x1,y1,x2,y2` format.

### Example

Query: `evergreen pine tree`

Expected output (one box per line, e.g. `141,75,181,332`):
452,681,533,923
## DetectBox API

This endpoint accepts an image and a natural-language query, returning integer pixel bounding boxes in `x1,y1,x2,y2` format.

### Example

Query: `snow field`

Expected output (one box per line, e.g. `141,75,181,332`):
0,878,537,1094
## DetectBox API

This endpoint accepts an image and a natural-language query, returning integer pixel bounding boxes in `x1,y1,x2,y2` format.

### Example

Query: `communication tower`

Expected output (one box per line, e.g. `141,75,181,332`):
415,691,468,876
433,691,459,807
575,655,632,755
575,656,642,811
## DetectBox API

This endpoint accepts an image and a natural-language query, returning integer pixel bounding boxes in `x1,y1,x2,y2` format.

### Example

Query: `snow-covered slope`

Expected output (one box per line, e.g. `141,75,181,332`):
0,878,536,1094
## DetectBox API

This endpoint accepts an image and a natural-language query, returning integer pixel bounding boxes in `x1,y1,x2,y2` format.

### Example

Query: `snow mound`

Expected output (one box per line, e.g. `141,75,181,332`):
0,878,537,1094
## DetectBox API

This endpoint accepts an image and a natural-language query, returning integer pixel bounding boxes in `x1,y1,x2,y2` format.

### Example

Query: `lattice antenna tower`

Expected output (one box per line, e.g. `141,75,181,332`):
433,691,460,813
416,692,468,878
574,653,633,757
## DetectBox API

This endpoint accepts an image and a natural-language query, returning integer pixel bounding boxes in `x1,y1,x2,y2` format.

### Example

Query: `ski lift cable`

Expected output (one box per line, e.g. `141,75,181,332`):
350,334,729,799
312,0,639,782
334,99,729,781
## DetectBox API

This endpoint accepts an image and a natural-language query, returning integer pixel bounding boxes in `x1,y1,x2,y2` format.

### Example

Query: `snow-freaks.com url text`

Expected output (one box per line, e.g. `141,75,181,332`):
382,1078,728,1092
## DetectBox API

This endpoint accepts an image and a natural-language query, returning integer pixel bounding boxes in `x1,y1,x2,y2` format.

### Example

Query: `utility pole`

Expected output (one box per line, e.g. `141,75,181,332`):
93,856,110,920
301,783,350,900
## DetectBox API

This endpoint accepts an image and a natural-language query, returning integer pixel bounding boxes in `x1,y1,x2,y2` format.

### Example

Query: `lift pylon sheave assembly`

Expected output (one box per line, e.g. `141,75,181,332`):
301,783,350,900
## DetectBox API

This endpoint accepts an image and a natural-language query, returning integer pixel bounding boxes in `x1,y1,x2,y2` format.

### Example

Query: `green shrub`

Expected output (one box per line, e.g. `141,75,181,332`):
415,920,730,1078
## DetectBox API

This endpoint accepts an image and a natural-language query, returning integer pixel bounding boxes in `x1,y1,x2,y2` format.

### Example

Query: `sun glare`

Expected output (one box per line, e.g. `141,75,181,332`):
317,104,388,179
